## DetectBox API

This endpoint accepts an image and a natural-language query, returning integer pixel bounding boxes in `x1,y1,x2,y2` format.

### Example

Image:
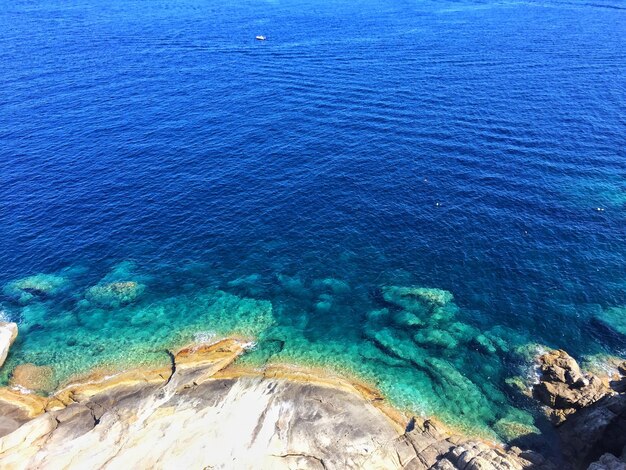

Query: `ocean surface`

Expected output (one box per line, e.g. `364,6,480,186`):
1,0,625,446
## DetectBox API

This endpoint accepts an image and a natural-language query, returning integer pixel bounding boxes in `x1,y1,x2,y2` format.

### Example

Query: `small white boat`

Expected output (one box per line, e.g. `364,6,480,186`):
255,35,266,41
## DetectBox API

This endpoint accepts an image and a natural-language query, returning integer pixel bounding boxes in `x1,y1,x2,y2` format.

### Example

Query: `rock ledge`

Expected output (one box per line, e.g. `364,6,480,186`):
0,337,548,470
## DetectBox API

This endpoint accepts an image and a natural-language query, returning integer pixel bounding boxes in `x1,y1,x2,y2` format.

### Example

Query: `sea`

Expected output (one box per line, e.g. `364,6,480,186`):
0,0,624,447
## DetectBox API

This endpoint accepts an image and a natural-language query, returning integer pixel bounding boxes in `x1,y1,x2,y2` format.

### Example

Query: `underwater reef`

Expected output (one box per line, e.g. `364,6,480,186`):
3,274,69,305
0,262,625,467
0,336,624,469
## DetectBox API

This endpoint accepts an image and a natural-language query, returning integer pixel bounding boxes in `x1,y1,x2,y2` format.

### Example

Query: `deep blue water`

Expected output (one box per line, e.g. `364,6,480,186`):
0,0,625,442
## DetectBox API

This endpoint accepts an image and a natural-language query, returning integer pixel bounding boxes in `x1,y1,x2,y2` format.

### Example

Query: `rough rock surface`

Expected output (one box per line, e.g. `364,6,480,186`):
533,349,611,425
0,322,18,368
587,452,626,470
0,338,548,470
9,364,56,394
558,393,626,469
84,280,145,307
533,349,626,469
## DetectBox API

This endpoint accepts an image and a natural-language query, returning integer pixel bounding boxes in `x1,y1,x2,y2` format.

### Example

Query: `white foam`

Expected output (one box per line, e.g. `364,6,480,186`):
0,309,10,323
193,331,216,344
10,385,34,395
243,341,257,350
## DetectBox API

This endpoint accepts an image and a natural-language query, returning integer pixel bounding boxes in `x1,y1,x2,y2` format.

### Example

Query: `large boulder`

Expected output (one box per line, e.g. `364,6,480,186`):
537,349,586,386
533,349,610,425
0,322,18,369
557,394,626,469
532,349,626,469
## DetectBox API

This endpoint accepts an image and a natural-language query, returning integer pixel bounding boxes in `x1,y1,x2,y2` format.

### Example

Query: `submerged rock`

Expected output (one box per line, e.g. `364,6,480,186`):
393,310,423,328
472,334,497,355
227,274,265,297
276,273,308,296
410,287,454,306
447,321,480,344
413,329,458,349
382,286,454,311
9,364,56,394
505,376,532,397
425,357,495,423
513,343,548,364
367,284,529,436
587,452,626,470
84,281,145,308
582,354,626,388
3,274,68,304
312,278,351,295
0,322,18,369
493,417,540,443
594,306,626,337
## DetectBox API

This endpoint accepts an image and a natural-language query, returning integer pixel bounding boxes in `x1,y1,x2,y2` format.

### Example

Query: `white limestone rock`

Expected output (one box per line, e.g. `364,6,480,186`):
0,322,18,369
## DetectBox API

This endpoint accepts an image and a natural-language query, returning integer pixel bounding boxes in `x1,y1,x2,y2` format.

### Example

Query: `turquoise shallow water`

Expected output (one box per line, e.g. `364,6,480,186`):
1,264,547,441
1,0,625,447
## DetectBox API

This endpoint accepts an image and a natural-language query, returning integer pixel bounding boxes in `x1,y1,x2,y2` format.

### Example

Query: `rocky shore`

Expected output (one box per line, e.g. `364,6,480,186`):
0,327,624,469
0,336,551,470
531,349,626,470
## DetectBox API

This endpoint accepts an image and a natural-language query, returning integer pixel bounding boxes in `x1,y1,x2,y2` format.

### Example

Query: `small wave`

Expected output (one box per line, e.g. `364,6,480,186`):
243,341,257,351
193,331,217,344
0,309,11,323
